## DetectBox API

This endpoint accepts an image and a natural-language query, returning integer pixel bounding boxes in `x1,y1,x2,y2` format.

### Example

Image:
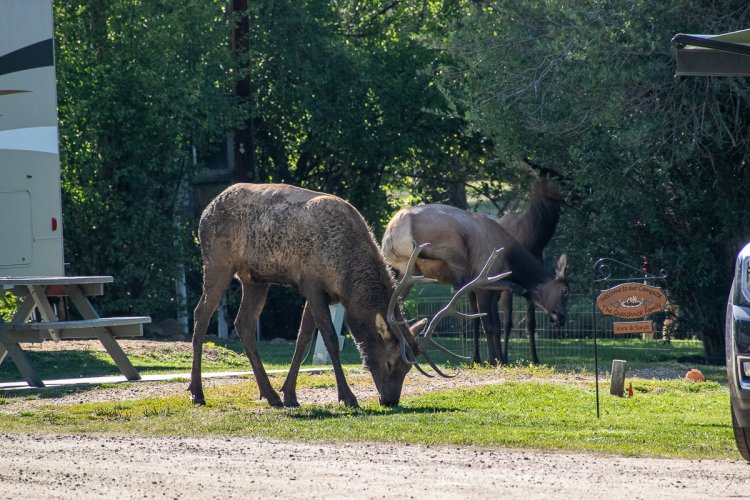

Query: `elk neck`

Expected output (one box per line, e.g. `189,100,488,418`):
503,243,554,292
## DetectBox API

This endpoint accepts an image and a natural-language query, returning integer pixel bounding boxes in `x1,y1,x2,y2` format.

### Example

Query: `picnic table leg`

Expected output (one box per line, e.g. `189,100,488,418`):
11,295,38,324
0,296,45,386
28,285,61,341
63,286,141,381
0,343,45,387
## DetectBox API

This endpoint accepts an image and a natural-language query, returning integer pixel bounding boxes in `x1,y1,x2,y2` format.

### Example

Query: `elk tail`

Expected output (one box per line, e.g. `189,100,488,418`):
381,212,416,276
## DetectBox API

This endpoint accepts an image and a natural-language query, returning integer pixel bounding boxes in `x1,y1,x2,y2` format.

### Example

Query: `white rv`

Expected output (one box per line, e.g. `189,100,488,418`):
0,0,65,277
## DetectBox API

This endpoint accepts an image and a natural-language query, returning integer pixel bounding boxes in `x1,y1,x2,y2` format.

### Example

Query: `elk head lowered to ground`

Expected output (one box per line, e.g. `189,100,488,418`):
382,203,569,366
190,183,505,408
491,160,566,364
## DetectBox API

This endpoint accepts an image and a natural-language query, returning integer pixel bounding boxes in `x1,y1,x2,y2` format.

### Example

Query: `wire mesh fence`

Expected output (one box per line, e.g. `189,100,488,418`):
406,284,675,370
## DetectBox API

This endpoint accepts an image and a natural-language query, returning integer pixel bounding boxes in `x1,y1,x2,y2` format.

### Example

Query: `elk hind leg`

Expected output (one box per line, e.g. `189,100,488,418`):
190,263,233,405
469,291,482,365
234,278,283,408
281,301,315,407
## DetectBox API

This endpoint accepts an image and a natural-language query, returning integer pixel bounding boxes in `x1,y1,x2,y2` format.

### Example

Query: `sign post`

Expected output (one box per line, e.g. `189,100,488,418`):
591,258,668,418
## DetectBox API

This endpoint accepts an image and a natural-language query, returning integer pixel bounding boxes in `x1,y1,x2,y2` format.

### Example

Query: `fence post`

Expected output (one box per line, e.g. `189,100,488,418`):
312,304,345,364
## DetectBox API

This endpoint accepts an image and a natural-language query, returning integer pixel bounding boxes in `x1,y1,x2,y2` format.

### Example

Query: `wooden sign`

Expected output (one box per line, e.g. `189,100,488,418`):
596,283,668,319
613,321,654,335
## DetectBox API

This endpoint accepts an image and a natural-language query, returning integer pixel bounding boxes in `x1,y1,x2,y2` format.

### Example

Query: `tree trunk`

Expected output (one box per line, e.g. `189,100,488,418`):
702,326,725,363
231,0,255,182
446,180,468,210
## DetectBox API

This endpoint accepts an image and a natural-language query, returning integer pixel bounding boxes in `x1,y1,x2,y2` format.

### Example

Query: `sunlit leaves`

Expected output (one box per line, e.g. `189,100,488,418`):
439,0,750,356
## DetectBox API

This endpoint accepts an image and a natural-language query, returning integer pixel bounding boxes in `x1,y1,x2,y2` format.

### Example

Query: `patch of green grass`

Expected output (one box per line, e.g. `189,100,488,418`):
0,338,323,382
0,374,735,459
0,336,711,384
0,337,736,459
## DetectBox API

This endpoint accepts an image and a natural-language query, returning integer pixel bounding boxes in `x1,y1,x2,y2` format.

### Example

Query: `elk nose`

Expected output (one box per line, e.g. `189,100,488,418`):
555,314,566,327
379,397,400,407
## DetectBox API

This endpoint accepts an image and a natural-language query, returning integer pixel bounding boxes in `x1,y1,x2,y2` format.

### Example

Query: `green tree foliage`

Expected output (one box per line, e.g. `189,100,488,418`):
55,1,238,318
54,0,750,358
218,0,493,336
439,1,750,358
239,0,492,228
52,0,494,337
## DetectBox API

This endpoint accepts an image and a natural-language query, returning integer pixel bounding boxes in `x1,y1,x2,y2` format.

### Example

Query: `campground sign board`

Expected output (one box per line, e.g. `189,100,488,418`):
613,320,654,335
596,283,668,319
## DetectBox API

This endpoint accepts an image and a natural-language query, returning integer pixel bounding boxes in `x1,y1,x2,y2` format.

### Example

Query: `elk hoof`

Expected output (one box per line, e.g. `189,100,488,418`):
265,394,284,408
283,398,300,408
341,395,359,408
281,385,299,407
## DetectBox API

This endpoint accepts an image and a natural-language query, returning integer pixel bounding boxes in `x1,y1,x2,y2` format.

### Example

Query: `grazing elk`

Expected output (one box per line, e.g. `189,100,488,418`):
382,203,569,366
190,183,503,408
492,163,565,364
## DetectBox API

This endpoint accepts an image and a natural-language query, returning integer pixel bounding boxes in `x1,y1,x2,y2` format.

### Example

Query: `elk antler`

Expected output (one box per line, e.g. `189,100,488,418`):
384,242,465,377
386,242,437,365
386,244,511,378
418,248,511,357
386,242,437,327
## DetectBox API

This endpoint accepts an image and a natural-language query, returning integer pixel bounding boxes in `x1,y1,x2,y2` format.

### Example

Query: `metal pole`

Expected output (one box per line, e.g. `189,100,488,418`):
592,282,600,419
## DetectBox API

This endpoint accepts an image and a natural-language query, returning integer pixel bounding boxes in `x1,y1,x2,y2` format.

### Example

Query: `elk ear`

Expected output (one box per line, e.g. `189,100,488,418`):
375,313,392,340
555,254,568,280
409,318,428,336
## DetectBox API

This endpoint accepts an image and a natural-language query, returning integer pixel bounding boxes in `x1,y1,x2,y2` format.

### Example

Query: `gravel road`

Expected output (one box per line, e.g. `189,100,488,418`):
0,433,748,499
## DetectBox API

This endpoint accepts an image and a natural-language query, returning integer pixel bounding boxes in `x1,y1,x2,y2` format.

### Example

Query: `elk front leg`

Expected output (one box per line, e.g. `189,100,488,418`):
306,293,358,408
526,299,539,364
500,291,514,366
281,301,316,407
235,279,283,408
477,290,504,366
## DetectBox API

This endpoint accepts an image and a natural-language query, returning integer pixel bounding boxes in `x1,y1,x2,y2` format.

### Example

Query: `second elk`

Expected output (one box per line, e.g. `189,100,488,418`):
493,162,566,364
382,203,570,366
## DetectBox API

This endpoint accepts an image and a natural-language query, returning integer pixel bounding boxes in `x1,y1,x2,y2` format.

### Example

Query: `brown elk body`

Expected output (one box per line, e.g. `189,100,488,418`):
190,183,422,408
492,175,564,364
382,203,569,366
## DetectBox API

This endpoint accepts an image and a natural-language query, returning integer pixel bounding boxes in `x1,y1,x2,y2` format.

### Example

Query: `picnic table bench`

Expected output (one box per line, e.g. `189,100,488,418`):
0,276,151,387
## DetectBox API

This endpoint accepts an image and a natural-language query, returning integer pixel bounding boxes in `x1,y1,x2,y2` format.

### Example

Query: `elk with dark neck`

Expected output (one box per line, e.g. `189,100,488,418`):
382,202,569,366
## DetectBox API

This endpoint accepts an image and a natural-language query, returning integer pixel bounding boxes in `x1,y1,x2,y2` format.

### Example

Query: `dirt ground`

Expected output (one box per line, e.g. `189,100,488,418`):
0,433,748,499
1,339,748,499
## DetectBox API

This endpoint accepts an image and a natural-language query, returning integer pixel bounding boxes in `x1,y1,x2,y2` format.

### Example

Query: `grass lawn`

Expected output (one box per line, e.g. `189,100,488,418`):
0,336,738,460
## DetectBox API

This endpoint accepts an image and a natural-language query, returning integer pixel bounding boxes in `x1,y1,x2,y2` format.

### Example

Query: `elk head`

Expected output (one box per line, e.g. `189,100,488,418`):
361,312,427,406
528,253,569,327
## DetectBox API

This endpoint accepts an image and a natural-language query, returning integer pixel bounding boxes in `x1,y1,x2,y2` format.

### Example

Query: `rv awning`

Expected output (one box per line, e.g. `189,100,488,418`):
672,28,750,76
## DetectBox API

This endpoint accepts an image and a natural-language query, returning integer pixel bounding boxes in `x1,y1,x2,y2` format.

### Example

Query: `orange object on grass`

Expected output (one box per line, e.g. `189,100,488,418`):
685,368,705,382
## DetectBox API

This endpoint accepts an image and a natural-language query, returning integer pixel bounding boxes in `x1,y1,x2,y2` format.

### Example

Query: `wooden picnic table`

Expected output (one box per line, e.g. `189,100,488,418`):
0,276,151,387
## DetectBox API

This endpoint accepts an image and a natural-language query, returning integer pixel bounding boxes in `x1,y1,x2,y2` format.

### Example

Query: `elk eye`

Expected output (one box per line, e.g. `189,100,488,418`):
562,288,569,297
386,361,393,371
